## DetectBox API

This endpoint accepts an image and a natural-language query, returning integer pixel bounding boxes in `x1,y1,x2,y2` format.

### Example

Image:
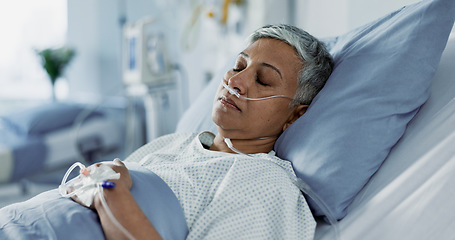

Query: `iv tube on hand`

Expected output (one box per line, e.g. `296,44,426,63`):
59,162,136,240
222,82,293,101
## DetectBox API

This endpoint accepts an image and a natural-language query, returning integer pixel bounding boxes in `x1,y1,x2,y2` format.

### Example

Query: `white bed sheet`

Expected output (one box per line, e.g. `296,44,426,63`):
315,37,455,240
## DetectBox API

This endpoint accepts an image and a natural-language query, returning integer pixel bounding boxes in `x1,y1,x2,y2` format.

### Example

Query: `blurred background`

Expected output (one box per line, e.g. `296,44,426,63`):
0,0,427,112
1,0,449,207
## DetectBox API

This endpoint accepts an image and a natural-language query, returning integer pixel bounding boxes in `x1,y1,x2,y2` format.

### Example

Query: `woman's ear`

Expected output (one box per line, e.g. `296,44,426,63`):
283,105,308,131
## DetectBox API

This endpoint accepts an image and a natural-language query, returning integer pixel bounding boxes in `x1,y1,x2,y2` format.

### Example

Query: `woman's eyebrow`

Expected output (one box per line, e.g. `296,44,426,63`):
239,52,282,79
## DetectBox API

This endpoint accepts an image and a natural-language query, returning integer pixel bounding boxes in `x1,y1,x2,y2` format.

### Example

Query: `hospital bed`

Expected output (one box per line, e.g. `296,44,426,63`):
177,38,455,240
314,34,455,240
0,102,124,184
0,0,453,239
176,0,455,238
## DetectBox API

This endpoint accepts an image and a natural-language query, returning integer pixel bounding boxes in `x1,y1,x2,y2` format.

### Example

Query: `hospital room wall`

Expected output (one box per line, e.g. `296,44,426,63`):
66,0,183,140
66,0,124,101
66,0,180,98
295,0,421,38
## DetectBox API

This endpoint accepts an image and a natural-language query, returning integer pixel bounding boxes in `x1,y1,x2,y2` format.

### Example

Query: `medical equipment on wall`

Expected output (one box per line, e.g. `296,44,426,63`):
123,17,182,147
123,17,172,86
59,161,136,240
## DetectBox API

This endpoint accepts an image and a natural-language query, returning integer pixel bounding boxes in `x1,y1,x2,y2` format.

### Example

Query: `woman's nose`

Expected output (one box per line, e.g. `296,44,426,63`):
227,70,251,96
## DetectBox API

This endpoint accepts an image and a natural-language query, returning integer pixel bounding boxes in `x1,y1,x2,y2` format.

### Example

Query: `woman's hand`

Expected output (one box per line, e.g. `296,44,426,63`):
69,159,161,239
94,158,132,190
70,158,132,209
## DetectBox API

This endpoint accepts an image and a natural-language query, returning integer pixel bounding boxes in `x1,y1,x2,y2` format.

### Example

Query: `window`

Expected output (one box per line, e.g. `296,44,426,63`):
0,0,67,100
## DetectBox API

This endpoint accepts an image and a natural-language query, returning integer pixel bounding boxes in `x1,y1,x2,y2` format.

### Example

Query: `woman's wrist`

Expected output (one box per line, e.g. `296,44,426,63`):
93,181,131,212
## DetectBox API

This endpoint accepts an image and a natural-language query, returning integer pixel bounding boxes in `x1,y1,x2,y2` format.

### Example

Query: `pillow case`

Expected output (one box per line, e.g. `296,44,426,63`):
275,0,455,221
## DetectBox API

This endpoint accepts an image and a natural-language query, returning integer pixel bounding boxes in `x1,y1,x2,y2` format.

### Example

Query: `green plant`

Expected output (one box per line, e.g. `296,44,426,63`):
36,47,75,101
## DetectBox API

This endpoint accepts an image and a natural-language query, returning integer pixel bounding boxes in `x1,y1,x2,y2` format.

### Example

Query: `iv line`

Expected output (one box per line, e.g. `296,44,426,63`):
97,184,136,240
222,82,293,101
59,162,136,240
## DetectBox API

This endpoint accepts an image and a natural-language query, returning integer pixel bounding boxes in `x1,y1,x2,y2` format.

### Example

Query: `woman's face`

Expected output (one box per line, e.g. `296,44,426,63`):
212,37,304,140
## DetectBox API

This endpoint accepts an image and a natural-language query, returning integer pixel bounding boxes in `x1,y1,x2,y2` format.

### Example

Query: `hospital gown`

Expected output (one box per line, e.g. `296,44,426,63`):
126,132,316,239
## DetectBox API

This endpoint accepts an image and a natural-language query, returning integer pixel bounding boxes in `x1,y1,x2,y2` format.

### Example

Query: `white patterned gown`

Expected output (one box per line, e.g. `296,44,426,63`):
125,132,316,240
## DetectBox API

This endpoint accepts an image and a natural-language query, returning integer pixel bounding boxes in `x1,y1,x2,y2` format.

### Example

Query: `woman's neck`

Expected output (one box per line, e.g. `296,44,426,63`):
210,134,277,155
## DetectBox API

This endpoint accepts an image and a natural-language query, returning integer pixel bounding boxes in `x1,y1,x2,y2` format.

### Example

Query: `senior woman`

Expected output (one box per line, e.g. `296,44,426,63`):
88,24,333,240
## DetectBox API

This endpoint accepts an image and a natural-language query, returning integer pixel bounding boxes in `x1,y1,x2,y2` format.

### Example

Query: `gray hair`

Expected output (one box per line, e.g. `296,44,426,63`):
248,24,334,107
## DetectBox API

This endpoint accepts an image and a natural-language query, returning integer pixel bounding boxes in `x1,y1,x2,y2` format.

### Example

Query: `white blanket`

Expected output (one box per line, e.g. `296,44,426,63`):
126,132,316,239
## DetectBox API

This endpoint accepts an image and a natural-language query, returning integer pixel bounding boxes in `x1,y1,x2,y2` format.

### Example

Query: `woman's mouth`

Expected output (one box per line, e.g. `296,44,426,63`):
220,96,241,112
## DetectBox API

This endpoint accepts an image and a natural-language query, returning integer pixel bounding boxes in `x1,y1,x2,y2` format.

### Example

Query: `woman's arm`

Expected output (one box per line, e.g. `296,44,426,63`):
94,183,162,240
72,159,162,240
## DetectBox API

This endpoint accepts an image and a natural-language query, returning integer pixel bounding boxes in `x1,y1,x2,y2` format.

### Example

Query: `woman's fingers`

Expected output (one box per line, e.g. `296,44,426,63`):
81,159,132,189
88,159,121,171
113,158,125,166
110,159,132,189
66,159,132,210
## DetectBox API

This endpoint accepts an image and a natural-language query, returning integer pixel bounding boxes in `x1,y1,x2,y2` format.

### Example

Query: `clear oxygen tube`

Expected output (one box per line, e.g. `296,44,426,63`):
221,80,291,156
222,81,341,240
223,136,275,157
59,162,136,240
222,81,293,101
224,138,250,156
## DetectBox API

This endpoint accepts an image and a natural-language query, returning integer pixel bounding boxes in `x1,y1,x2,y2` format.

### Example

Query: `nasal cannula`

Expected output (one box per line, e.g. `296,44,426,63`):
222,79,290,157
221,79,290,157
222,81,293,101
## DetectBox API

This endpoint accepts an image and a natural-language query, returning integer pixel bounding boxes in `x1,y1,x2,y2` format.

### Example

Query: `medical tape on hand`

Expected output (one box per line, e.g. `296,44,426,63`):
59,162,120,207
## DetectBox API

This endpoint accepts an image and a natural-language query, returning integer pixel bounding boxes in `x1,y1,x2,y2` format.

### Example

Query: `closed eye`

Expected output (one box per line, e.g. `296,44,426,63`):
256,76,269,86
233,67,269,86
